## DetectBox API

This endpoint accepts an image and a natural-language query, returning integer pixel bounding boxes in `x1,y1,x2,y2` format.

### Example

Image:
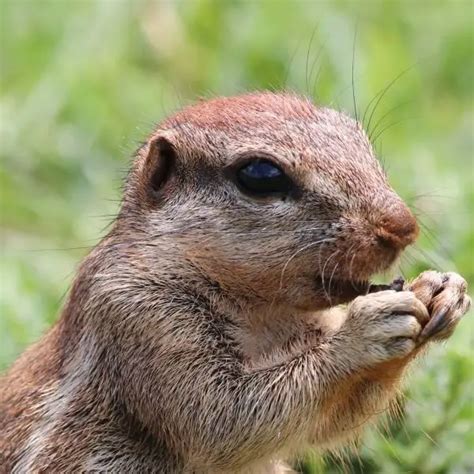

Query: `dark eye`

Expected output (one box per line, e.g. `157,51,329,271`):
236,159,292,196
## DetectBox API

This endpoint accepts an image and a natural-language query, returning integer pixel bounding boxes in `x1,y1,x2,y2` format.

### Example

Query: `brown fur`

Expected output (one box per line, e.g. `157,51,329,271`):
0,92,470,473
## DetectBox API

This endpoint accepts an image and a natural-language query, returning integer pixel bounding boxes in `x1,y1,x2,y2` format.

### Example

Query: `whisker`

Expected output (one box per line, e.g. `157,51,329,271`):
328,259,341,303
417,220,455,263
282,38,301,89
394,260,409,281
305,25,319,94
269,237,336,313
320,249,340,305
347,243,361,291
351,24,359,122
363,61,418,134
411,245,443,270
372,116,417,144
410,191,456,201
310,42,326,101
21,245,95,253
368,99,413,142
399,250,418,269
278,237,336,292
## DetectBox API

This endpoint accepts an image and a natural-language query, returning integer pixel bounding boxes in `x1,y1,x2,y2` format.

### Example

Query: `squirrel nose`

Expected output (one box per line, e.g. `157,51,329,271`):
375,203,419,251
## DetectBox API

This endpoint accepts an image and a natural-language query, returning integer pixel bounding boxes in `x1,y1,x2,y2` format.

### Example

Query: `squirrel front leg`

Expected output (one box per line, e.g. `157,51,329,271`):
309,271,471,449
149,292,430,471
307,290,429,448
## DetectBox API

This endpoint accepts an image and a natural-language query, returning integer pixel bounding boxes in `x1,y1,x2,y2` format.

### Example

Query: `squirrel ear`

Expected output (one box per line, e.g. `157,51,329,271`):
143,136,176,194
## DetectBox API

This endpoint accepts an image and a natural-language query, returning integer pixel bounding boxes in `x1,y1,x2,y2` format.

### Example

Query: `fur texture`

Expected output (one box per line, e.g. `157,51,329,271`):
0,92,470,473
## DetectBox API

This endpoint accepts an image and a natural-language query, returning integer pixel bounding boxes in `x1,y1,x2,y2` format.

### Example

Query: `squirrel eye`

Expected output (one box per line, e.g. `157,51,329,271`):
236,159,292,196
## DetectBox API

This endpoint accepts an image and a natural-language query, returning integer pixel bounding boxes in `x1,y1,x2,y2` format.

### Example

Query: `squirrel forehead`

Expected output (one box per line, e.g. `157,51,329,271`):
163,92,317,127
157,92,376,172
162,92,358,138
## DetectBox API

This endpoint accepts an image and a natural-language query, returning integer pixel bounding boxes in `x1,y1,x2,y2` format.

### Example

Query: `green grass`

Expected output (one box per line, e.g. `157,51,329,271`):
1,1,473,472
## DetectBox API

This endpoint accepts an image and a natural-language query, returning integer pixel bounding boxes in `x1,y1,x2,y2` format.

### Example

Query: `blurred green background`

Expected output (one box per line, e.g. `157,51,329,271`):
1,1,473,472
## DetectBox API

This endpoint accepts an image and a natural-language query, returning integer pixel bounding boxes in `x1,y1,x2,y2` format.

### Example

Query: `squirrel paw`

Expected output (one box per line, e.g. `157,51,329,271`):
344,290,429,365
408,271,471,342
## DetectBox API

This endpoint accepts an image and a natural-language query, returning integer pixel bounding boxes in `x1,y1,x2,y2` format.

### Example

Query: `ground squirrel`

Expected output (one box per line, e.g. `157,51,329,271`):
0,92,471,473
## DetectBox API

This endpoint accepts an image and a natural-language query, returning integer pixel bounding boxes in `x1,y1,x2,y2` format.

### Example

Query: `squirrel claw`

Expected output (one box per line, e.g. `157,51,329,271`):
417,309,448,343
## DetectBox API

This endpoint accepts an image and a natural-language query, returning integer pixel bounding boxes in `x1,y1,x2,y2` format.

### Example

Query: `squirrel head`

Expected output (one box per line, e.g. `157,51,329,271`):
120,92,418,310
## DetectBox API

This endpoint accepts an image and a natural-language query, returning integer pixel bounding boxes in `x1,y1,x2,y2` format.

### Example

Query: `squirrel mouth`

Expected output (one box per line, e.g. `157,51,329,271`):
314,276,405,305
314,276,370,304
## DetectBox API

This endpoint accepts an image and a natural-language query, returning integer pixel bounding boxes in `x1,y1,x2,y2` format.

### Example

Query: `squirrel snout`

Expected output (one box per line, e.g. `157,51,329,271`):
375,203,419,251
